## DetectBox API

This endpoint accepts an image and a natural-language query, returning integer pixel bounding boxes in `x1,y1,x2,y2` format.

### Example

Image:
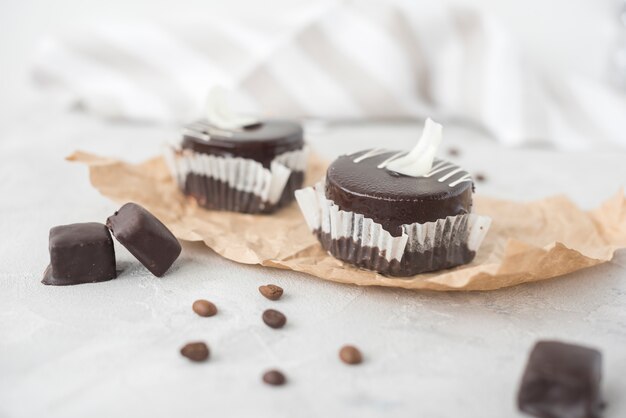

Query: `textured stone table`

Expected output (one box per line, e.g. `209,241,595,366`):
1,111,625,418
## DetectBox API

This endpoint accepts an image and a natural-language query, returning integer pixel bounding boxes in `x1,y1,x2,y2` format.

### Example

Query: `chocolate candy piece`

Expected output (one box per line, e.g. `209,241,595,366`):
42,222,116,286
106,203,181,277
517,341,603,418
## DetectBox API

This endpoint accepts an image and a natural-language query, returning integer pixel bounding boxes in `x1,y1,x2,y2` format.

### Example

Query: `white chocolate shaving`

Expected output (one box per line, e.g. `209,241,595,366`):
386,118,442,177
206,86,259,130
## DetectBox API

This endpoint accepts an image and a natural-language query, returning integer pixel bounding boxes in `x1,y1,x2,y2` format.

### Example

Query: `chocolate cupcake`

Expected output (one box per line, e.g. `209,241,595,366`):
296,119,490,277
167,89,308,213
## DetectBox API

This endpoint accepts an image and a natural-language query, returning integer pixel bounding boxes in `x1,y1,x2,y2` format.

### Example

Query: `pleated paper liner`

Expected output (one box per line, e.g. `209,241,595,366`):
165,146,308,213
295,182,491,276
68,150,626,291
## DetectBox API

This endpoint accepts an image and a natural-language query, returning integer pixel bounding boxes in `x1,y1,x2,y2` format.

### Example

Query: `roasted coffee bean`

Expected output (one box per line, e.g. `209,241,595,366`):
262,369,286,386
262,309,286,329
180,342,210,362
447,147,460,157
192,299,217,317
339,345,363,365
259,284,283,301
475,173,486,182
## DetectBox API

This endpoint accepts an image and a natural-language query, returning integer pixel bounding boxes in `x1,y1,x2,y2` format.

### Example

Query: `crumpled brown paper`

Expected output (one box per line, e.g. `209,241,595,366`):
68,151,626,291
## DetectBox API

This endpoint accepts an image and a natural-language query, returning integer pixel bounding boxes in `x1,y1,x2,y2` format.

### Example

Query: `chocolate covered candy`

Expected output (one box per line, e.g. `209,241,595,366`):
106,203,181,277
517,340,603,418
42,222,116,286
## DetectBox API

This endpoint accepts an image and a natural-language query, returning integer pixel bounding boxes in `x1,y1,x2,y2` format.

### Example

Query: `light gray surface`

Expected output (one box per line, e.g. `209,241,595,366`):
0,110,625,418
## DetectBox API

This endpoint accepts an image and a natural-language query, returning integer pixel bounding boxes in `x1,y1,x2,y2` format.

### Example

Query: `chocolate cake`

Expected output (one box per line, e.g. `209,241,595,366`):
296,119,491,277
168,119,308,214
326,150,474,237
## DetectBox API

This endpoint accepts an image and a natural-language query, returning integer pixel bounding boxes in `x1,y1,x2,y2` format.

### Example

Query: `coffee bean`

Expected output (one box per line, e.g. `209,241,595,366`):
262,369,286,386
192,299,217,317
474,173,486,182
447,147,460,157
259,284,283,301
262,309,286,329
339,345,362,365
180,342,210,362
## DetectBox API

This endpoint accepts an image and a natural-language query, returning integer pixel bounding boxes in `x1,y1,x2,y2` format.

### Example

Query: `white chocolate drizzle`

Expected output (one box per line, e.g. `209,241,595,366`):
423,161,472,187
438,167,464,182
377,151,406,168
423,162,455,178
349,118,473,188
449,174,472,187
352,150,472,187
352,148,388,163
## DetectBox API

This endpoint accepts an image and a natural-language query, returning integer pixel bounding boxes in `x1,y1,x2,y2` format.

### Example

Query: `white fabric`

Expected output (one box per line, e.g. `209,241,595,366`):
33,0,626,149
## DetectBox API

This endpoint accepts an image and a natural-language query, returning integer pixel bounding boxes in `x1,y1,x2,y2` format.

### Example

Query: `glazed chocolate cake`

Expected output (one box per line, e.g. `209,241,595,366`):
326,150,474,237
296,119,491,277
169,119,307,214
181,120,304,168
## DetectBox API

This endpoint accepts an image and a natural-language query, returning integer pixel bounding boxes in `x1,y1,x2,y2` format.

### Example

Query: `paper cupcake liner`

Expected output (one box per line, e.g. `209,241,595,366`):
295,182,492,276
165,146,308,213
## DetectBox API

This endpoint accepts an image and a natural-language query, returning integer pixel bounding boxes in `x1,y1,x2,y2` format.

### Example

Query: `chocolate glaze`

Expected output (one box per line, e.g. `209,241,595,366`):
106,203,181,277
184,171,304,214
518,341,603,418
315,230,475,276
181,119,304,168
326,150,474,236
43,222,117,286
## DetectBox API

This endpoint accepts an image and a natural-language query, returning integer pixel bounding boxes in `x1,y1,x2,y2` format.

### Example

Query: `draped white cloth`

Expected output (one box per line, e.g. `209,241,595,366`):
32,0,626,149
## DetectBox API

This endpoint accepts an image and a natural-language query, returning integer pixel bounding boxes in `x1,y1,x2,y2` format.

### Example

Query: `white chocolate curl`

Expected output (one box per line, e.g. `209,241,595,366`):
386,118,443,177
206,86,259,130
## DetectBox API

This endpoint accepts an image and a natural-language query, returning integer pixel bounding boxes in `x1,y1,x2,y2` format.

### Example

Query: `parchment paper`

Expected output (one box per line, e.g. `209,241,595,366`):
68,151,626,291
